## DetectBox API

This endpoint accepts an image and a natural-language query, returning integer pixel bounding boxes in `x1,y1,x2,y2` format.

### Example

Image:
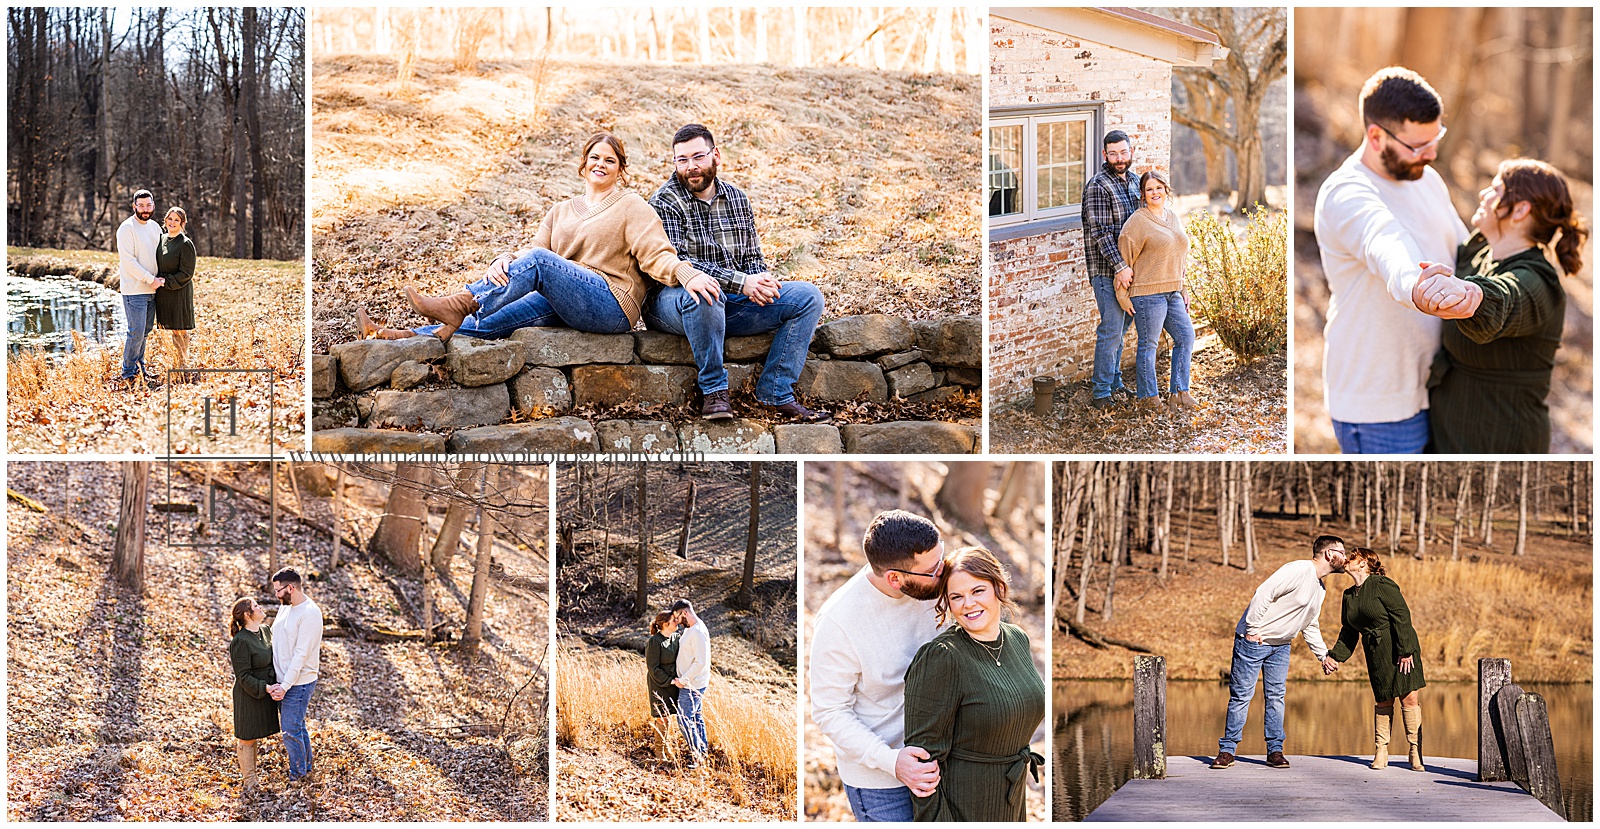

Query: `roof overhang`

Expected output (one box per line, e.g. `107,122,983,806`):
994,7,1229,67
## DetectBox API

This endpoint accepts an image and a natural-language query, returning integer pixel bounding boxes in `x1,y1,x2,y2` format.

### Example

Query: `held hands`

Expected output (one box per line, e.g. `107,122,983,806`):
268,684,286,701
683,272,722,306
1411,262,1483,319
1114,267,1134,291
895,746,940,798
1398,655,1414,674
740,273,782,306
1321,656,1340,676
153,277,166,289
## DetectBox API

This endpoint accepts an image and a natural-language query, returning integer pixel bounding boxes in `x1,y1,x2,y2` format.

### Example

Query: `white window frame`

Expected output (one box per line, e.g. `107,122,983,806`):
988,107,1097,229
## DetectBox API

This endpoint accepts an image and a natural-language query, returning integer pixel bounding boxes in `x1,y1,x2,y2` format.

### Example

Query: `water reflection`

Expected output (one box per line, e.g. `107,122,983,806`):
7,273,125,356
1054,679,1591,822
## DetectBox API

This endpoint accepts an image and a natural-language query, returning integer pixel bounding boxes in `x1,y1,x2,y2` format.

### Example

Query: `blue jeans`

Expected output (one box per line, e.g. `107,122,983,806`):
644,282,824,405
1090,276,1132,398
1131,291,1195,398
280,680,316,779
676,686,709,760
844,784,914,822
120,294,158,379
1219,636,1289,755
1332,410,1430,454
416,248,632,338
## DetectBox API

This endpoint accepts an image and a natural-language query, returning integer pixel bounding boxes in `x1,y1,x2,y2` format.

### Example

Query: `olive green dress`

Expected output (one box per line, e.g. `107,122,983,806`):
905,622,1046,822
1328,575,1427,701
154,232,197,330
229,627,280,740
645,632,680,717
1428,232,1563,453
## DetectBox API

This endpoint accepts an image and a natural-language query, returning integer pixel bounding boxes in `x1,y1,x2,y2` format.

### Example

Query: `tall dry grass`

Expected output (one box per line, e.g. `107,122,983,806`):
557,648,795,801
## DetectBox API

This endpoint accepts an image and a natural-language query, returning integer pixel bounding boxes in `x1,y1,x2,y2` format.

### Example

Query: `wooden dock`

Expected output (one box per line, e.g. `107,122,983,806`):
1086,755,1565,822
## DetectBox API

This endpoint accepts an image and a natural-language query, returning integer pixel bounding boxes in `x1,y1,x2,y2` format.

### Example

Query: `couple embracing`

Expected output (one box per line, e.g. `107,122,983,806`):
115,188,198,389
644,599,712,769
228,568,324,794
1214,535,1427,773
360,123,829,423
811,510,1045,822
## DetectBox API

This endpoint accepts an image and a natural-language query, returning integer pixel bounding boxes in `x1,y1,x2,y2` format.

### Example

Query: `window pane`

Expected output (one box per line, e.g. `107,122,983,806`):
1036,119,1085,210
987,124,1022,217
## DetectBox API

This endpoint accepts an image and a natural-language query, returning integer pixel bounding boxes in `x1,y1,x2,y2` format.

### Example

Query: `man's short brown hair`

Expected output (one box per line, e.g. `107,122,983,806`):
1359,67,1442,128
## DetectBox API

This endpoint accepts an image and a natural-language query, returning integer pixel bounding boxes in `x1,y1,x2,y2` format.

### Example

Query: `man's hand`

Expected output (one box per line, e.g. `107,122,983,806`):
683,272,722,306
895,746,940,797
1411,263,1483,319
485,252,515,287
152,277,165,289
1321,656,1340,675
1244,632,1264,644
1114,267,1133,291
1398,655,1414,674
268,684,286,701
741,273,782,306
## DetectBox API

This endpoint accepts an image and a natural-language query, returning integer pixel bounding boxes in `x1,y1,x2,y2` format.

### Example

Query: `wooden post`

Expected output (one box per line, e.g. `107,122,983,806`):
1133,654,1167,779
1515,691,1564,817
1493,683,1529,786
1478,657,1512,781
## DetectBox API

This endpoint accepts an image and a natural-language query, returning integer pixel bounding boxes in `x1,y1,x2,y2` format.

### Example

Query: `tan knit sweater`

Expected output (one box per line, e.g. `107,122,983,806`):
529,189,705,326
1117,206,1189,298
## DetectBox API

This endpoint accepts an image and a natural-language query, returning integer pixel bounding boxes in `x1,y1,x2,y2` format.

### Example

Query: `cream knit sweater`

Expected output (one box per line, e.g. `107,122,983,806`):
529,189,706,326
1117,206,1189,298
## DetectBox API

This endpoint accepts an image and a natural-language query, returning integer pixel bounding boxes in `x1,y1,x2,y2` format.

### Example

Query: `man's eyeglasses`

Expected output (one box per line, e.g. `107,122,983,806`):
886,560,943,580
1376,123,1447,158
672,151,714,168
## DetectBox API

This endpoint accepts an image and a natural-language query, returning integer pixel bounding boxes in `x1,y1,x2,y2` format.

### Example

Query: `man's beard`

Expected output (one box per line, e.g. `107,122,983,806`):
1380,145,1429,181
135,209,154,221
899,578,943,601
677,160,719,195
1109,160,1130,175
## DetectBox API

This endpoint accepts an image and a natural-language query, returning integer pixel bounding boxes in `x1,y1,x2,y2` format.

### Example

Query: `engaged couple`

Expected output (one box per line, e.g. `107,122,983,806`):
358,123,831,424
1315,66,1588,453
116,188,198,390
811,510,1045,822
228,568,324,793
643,598,712,769
1213,535,1427,772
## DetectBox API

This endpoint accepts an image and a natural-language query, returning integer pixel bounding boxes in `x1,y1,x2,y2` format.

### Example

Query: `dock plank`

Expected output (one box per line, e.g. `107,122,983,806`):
1086,755,1564,822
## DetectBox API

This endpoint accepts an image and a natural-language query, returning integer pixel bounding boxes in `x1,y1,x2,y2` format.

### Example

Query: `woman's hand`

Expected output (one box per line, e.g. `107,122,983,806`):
683,273,722,306
1398,655,1414,674
485,252,516,287
1411,263,1483,319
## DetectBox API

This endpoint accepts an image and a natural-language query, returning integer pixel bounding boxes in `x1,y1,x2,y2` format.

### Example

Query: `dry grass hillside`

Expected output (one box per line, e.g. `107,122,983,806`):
554,462,797,821
311,56,980,352
5,462,547,821
7,249,305,454
1055,505,1593,685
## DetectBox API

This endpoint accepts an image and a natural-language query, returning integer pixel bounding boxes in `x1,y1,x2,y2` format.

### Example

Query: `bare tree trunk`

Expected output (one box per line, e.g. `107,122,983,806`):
113,461,151,594
1241,461,1256,574
1415,462,1429,560
330,468,345,569
1364,462,1374,546
1389,462,1406,555
737,463,761,607
1075,466,1099,625
370,463,427,573
1218,461,1232,568
937,461,992,529
1570,463,1581,536
636,463,650,616
993,462,1024,522
1159,462,1174,582
1452,468,1469,561
420,541,435,642
431,503,470,571
1053,462,1089,618
676,479,697,560
1102,463,1128,621
1183,464,1195,563
1515,461,1529,556
1482,460,1500,544
463,468,495,647
1303,462,1322,527
832,463,846,551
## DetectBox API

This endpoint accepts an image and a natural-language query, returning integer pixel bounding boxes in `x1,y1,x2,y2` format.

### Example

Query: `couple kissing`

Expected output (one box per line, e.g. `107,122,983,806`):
811,510,1045,822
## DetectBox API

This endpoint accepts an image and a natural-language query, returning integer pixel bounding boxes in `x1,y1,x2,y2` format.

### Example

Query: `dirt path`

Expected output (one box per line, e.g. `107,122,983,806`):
6,462,546,821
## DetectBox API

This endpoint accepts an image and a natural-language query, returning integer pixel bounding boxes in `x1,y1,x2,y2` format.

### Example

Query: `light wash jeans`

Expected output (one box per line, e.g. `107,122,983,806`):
120,294,158,379
644,281,824,405
280,680,317,779
845,784,915,822
1219,636,1290,755
676,686,709,760
1130,291,1195,398
1332,410,1430,454
416,248,631,338
1090,275,1132,399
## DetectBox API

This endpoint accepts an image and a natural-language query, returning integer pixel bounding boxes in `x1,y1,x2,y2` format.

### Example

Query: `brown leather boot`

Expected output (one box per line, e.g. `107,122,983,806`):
357,308,415,340
404,285,479,338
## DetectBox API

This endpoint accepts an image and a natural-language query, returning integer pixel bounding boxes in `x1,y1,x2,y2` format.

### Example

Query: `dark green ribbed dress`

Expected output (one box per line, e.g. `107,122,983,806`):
154,232,197,330
1428,232,1563,453
905,622,1046,822
1328,575,1427,701
645,632,680,717
230,627,280,740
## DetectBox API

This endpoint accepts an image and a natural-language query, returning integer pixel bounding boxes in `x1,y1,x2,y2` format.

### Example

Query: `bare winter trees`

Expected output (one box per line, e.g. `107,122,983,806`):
112,461,151,593
7,8,305,257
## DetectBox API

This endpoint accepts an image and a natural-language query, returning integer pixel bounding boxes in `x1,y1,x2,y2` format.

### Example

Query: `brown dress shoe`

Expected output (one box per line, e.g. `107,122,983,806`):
357,307,415,340
1210,751,1235,769
701,390,734,420
765,400,831,423
404,285,479,341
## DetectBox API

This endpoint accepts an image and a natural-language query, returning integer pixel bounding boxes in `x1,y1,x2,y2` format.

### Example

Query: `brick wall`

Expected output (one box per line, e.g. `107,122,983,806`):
988,17,1174,405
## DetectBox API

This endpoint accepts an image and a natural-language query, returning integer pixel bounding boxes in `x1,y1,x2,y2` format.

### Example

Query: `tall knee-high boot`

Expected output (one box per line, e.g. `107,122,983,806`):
1370,706,1393,769
1401,705,1424,770
237,740,259,793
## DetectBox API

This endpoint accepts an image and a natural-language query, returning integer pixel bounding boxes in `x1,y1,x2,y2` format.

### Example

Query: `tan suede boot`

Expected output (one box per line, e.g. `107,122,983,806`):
357,307,415,340
1370,705,1393,769
238,740,259,794
1401,704,1424,770
404,286,479,341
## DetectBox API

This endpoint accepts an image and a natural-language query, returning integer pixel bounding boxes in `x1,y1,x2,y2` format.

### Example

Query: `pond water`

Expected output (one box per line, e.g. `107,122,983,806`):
6,273,125,356
1053,679,1592,822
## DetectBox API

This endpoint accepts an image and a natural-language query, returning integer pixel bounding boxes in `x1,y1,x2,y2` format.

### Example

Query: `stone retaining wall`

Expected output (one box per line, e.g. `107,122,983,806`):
311,314,981,454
